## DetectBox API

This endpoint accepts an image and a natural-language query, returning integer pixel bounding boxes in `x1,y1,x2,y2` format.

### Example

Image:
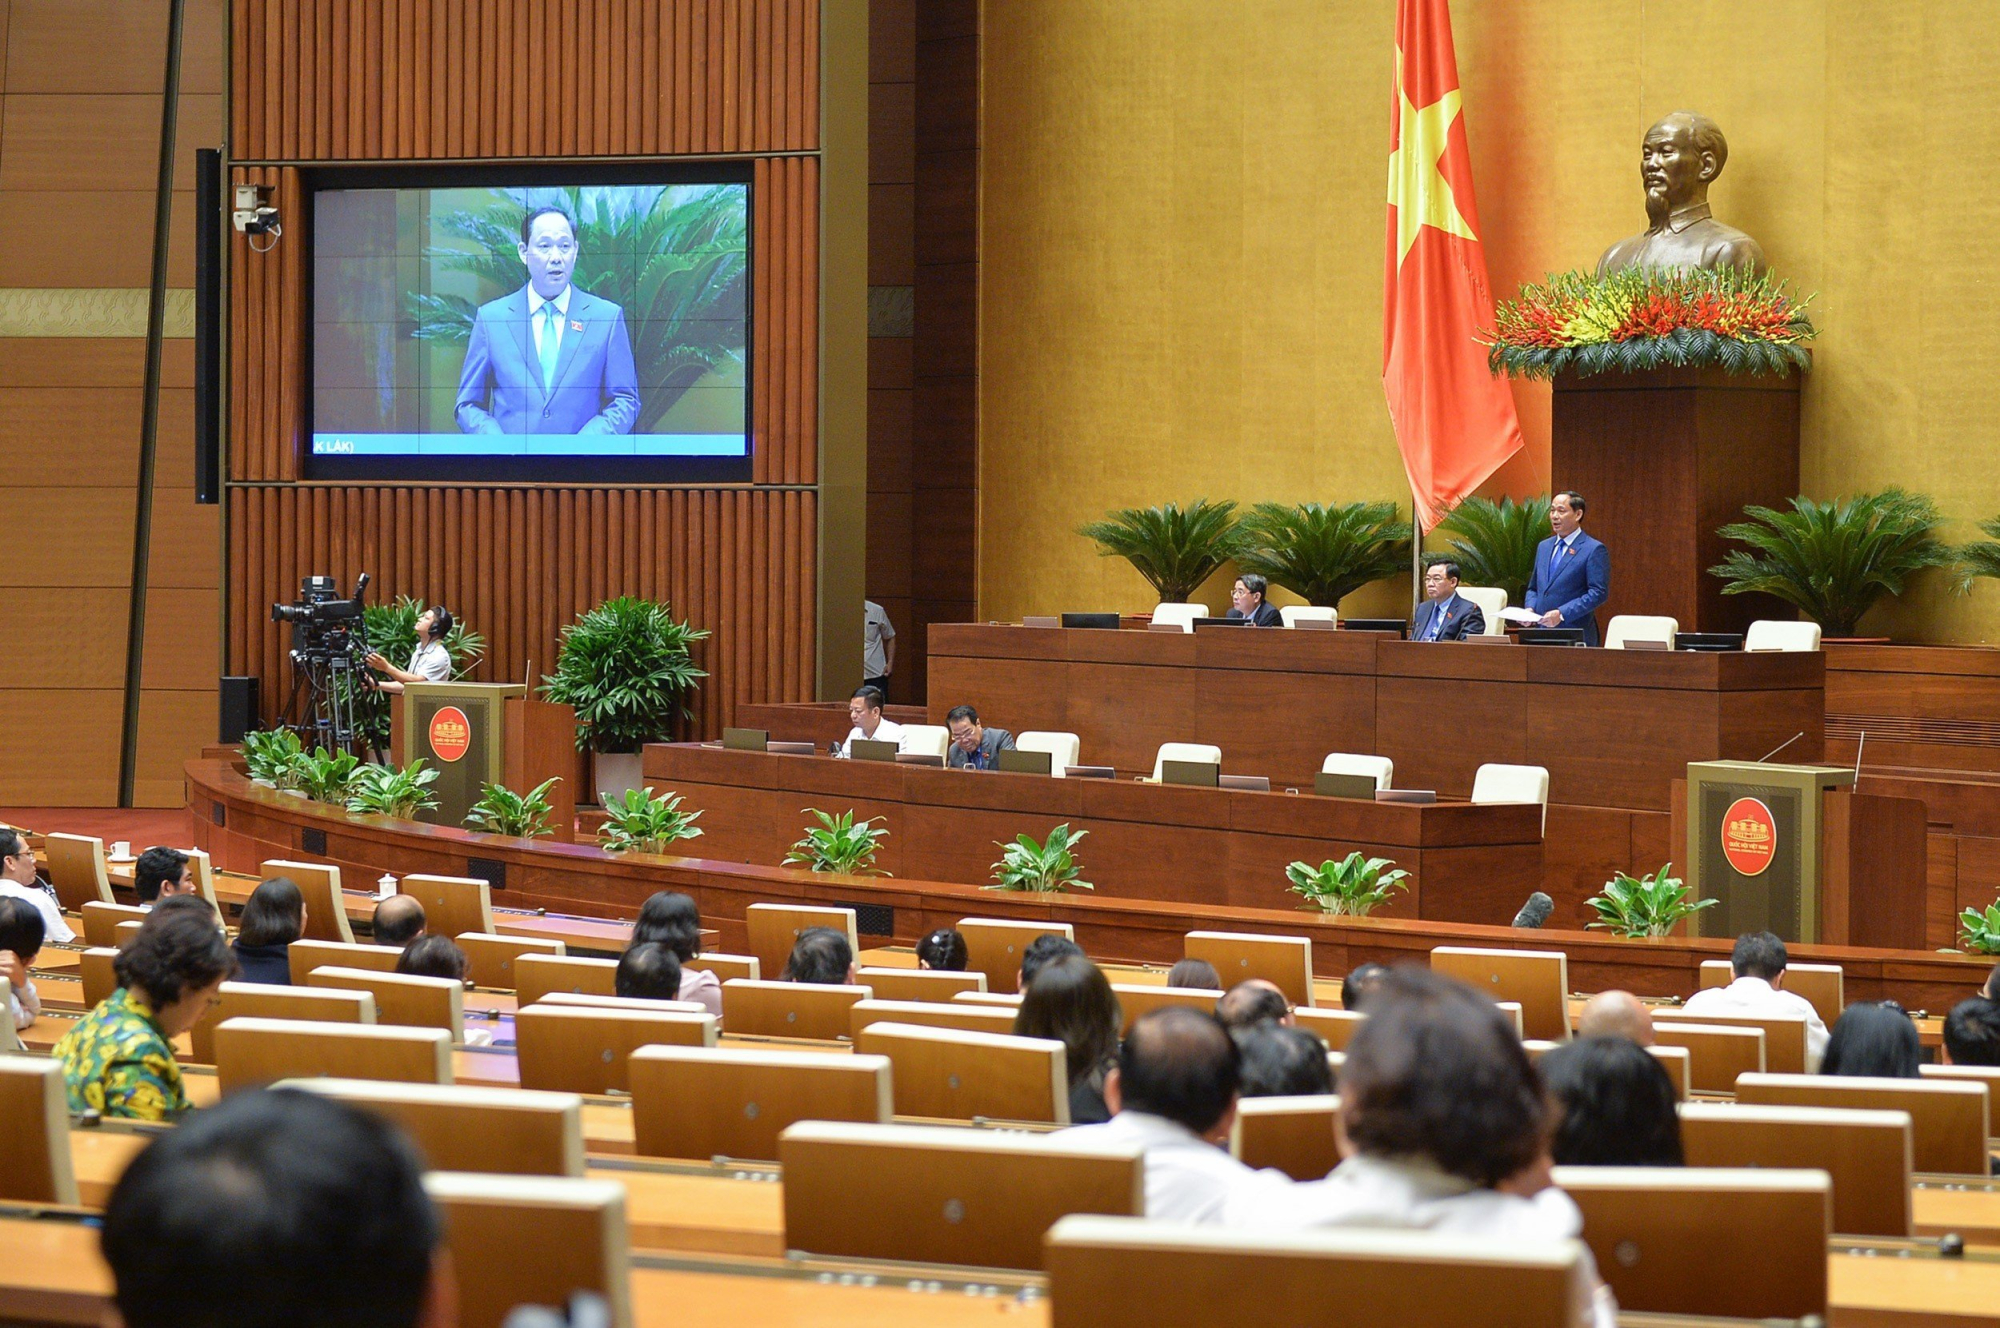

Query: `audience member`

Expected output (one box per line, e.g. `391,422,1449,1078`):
616,941,685,1002
101,1087,447,1328
1018,933,1084,989
1340,962,1388,1012
630,890,720,1014
0,827,71,944
56,896,233,1120
371,894,427,948
1540,1036,1683,1166
837,685,903,756
1943,996,2000,1067
1167,957,1221,990
0,895,45,1030
232,877,306,985
1233,1022,1334,1097
916,927,968,972
395,935,469,983
1015,954,1122,1124
783,927,854,984
944,704,1017,771
1984,963,2000,1002
1821,1001,1922,1078
1575,990,1654,1046
1681,931,1829,1070
132,847,195,906
1216,978,1292,1029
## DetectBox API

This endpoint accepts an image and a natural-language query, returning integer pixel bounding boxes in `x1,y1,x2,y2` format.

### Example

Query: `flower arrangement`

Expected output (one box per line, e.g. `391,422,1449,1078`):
1484,267,1816,380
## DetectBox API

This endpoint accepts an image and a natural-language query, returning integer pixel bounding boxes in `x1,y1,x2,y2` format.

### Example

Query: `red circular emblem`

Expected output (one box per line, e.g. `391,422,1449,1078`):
1721,796,1777,877
427,706,471,763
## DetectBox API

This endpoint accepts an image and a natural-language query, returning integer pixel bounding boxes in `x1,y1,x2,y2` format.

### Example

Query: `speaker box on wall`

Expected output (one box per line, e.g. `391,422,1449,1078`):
219,676,260,744
194,147,222,506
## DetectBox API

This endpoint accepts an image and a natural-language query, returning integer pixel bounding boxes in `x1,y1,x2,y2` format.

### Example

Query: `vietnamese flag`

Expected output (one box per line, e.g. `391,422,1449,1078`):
1383,0,1522,532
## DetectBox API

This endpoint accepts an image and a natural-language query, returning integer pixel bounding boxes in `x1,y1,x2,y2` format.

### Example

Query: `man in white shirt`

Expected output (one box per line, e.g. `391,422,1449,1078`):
1058,1006,1289,1223
1680,930,1829,1071
862,600,896,699
366,606,456,695
0,827,72,944
836,685,904,757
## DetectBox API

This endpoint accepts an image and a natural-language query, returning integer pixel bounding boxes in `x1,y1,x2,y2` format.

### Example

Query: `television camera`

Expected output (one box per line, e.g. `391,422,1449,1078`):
273,573,373,752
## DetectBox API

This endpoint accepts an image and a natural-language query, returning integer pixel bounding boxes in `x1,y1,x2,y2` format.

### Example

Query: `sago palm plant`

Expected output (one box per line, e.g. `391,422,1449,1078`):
1234,502,1411,608
1708,489,1953,637
1952,515,2000,595
1077,500,1245,605
1432,494,1550,607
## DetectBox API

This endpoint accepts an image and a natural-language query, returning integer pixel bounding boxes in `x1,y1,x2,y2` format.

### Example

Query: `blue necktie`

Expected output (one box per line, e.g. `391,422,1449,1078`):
538,303,561,388
1550,537,1567,572
1427,601,1445,641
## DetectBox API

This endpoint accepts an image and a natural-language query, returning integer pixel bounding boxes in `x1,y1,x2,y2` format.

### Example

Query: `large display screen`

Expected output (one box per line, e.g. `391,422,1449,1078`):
308,168,751,482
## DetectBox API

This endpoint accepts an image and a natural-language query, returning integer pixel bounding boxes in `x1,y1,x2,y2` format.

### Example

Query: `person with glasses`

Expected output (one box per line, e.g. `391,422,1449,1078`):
0,826,72,943
1411,560,1485,641
453,204,641,437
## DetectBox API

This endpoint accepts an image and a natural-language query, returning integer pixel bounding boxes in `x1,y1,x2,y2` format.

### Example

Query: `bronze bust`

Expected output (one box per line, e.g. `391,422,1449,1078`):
1597,112,1765,277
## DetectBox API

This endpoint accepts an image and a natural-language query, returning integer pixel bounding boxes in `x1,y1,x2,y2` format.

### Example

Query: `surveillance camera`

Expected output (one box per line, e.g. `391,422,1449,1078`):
231,184,282,248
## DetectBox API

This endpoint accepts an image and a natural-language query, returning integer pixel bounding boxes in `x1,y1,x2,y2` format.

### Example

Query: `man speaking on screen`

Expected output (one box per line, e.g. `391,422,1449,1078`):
454,205,642,436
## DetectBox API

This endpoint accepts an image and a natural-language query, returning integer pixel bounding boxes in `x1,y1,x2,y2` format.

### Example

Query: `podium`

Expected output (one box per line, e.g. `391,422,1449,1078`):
391,683,577,842
1673,761,1926,947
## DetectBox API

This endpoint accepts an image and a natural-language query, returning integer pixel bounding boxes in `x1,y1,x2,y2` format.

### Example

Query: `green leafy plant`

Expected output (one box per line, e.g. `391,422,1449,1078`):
1077,500,1246,605
1951,515,2000,595
352,596,487,751
596,786,705,854
1285,853,1410,917
465,777,562,839
783,809,889,877
540,597,710,753
1585,864,1716,939
1709,490,1955,637
1433,494,1552,607
1234,502,1412,608
241,728,308,790
345,760,441,819
297,747,364,804
985,824,1093,893
1959,902,2000,956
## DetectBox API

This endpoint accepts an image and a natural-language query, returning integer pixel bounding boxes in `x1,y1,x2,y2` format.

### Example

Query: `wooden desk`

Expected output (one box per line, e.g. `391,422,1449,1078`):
641,743,1543,923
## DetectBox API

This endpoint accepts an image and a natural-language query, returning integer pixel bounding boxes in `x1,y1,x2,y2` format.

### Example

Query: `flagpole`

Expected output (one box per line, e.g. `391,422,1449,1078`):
1411,486,1424,617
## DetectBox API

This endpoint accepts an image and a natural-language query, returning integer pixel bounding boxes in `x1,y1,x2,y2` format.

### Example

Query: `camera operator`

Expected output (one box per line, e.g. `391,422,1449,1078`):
365,606,455,694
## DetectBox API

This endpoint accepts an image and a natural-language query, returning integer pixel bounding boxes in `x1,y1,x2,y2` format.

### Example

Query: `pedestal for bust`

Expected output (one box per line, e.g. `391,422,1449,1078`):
1551,365,1802,635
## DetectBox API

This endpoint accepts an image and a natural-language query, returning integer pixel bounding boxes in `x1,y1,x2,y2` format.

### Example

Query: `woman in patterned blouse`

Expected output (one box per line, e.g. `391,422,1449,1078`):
55,895,234,1121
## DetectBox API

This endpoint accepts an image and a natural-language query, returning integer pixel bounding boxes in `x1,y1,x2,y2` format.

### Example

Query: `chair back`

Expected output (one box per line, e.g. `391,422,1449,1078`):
1745,619,1822,652
286,1078,585,1177
1150,602,1209,633
1152,741,1222,781
1184,931,1314,1008
263,859,353,943
1455,585,1507,634
184,848,218,907
44,832,112,912
1650,1021,1765,1093
1678,1101,1913,1237
306,965,465,1038
1110,983,1222,1033
781,1121,1142,1270
1016,730,1082,773
953,989,1025,1007
855,966,987,1002
848,998,1019,1040
514,952,618,1006
1735,1073,1990,1175
114,919,144,949
1230,1094,1339,1181
900,724,952,759
1697,958,1843,1028
80,901,149,948
424,1172,631,1328
1428,946,1568,1040
855,1021,1070,1123
1556,1166,1829,1319
190,980,375,1064
1293,1006,1366,1050
78,947,119,1006
958,917,1074,994
0,977,17,1053
0,1057,78,1205
721,978,871,1041
214,1016,452,1092
1468,764,1550,832
744,902,859,980
1654,1008,1810,1074
513,1003,717,1094
684,951,759,981
532,991,706,1015
455,931,564,989
1279,606,1338,628
394,873,494,939
1319,752,1393,790
629,1046,892,1162
287,937,403,984
1648,1044,1691,1101
1604,614,1680,650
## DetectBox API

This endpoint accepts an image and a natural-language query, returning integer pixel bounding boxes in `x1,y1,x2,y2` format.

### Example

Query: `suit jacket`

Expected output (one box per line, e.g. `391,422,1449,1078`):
454,285,641,436
1411,594,1484,642
947,726,1017,770
1524,531,1611,646
1225,601,1283,627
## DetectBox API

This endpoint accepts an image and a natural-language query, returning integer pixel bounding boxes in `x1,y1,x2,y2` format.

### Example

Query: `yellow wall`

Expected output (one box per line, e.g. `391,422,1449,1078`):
980,0,2000,641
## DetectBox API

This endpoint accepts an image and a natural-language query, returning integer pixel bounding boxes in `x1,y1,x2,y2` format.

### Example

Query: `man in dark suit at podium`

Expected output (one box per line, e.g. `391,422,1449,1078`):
1523,491,1611,646
1411,561,1484,641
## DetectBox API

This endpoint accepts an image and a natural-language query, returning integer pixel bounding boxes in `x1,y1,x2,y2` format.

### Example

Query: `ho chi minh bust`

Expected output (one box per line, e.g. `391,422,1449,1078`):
1596,111,1766,278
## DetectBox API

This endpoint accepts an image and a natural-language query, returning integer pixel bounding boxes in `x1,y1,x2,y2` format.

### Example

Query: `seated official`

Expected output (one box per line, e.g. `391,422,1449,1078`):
1412,561,1485,641
630,890,722,1015
133,846,196,907
231,877,306,986
1575,989,1654,1046
836,684,903,756
1944,996,2000,1067
364,605,455,695
1523,491,1610,646
0,896,45,1030
1234,1022,1334,1097
1682,931,1829,1070
1226,573,1282,627
1539,1036,1683,1166
371,894,426,947
1821,1002,1921,1078
616,941,684,1001
945,704,1017,770
57,896,234,1121
1015,954,1122,1125
783,927,855,984
0,827,72,944
1216,978,1293,1030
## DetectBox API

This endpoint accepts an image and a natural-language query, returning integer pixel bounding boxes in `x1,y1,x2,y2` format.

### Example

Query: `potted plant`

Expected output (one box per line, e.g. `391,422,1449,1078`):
1709,490,1954,639
597,787,704,854
1432,494,1551,608
242,728,307,790
1077,499,1244,606
540,596,709,804
352,596,487,753
346,760,441,820
297,747,363,805
1285,853,1409,917
1584,864,1715,938
465,777,563,839
783,809,888,876
1952,516,2000,595
1959,902,2000,956
1234,502,1411,608
985,824,1092,893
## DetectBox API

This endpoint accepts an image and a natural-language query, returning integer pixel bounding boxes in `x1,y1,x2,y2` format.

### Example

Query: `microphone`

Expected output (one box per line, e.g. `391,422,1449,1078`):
1754,732,1804,763
1512,892,1554,929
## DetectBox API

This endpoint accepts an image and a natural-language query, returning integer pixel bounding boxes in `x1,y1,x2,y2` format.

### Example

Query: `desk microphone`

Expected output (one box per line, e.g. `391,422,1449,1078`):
1512,892,1554,929
1754,732,1804,763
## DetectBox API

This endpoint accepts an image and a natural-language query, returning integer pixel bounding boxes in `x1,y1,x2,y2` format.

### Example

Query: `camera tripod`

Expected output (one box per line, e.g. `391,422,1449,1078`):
278,629,374,755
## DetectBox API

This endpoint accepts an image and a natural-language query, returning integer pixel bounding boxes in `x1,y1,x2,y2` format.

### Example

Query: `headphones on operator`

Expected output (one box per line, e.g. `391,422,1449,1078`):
427,606,454,641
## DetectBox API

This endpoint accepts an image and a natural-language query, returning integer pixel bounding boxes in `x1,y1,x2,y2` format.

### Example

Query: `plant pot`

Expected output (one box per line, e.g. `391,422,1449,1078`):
593,751,645,806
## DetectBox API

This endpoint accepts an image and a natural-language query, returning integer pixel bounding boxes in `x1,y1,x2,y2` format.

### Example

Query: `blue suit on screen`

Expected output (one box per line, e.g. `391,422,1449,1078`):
454,284,642,436
1523,530,1611,646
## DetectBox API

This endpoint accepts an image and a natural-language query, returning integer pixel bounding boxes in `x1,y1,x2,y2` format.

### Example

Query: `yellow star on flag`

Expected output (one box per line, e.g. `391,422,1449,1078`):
1387,50,1477,265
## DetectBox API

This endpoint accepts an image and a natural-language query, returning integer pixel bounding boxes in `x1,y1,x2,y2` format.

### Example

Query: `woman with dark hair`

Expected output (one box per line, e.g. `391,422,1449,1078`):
1540,1036,1684,1167
1014,954,1122,1125
916,927,968,972
1822,1002,1922,1079
231,877,307,985
0,895,46,1030
630,891,720,1015
782,927,854,985
56,896,234,1120
1167,957,1221,991
395,936,469,983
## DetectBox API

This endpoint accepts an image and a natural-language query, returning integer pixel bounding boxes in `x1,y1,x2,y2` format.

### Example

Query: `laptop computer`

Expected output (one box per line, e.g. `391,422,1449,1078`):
1060,612,1121,630
1022,615,1062,629
1341,618,1409,637
1161,759,1220,788
722,727,768,751
997,748,1054,776
895,752,944,766
1375,788,1438,804
1193,616,1248,630
1291,617,1340,631
768,741,816,756
849,738,900,763
1314,771,1378,800
1218,773,1271,792
1676,632,1745,652
1064,765,1117,779
1516,627,1586,646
